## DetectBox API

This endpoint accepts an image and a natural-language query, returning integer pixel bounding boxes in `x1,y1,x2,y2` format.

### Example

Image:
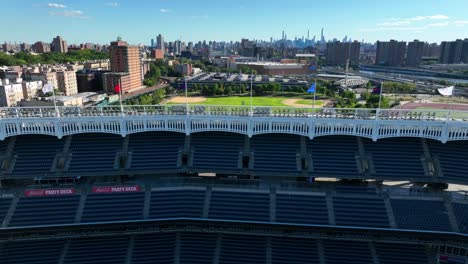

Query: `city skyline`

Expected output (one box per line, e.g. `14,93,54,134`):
2,0,468,45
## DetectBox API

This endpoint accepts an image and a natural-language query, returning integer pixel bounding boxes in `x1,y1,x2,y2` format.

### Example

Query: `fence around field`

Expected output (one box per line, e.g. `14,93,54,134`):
0,105,467,122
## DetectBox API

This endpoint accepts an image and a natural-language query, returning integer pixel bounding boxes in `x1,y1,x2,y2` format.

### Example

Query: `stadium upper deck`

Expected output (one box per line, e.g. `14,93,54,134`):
0,105,468,142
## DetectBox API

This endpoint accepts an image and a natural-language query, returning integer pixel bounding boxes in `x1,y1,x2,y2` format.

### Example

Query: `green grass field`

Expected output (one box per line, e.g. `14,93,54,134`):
168,96,291,106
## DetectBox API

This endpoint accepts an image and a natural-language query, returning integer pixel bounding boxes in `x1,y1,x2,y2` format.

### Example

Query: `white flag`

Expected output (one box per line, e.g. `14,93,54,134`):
42,83,54,94
438,86,454,96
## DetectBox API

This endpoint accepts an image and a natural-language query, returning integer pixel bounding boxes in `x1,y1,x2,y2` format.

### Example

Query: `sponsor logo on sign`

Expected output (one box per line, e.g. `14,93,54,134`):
92,185,140,194
24,188,76,197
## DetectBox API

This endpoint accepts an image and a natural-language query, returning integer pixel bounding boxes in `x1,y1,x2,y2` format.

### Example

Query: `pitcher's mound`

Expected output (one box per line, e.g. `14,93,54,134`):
169,96,207,103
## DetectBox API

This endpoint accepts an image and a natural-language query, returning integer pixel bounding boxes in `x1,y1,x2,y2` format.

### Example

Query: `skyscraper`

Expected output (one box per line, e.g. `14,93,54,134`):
150,39,155,48
375,40,406,67
156,34,165,54
320,28,325,43
52,36,68,53
104,38,142,93
406,40,424,67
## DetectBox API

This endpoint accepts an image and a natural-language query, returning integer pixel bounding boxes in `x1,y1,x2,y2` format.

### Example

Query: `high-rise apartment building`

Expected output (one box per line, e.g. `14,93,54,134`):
156,34,165,54
56,70,78,96
52,36,68,53
440,39,468,64
240,39,256,57
375,40,406,67
325,41,360,65
105,38,142,93
174,40,182,55
422,43,440,58
32,42,51,53
406,40,424,67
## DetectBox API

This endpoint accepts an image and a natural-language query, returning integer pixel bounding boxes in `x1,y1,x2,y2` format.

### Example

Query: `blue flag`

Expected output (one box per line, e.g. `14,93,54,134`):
307,84,316,93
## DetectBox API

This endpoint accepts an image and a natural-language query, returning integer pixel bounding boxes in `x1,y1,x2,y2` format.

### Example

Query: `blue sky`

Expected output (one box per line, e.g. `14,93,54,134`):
2,0,468,45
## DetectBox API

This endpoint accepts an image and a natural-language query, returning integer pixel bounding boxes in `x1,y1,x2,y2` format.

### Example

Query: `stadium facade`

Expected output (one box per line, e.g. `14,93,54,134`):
0,105,467,263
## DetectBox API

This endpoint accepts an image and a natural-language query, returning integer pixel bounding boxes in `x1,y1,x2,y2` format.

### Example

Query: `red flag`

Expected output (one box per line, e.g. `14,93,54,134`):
114,84,121,93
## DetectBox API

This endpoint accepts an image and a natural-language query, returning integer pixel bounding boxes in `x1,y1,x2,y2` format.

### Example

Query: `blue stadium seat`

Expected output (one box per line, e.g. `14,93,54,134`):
391,199,451,231
180,232,217,264
11,135,64,176
65,236,129,264
452,202,468,233
428,140,468,183
128,132,185,171
308,136,359,177
251,134,300,174
9,195,79,227
68,133,123,174
363,138,426,180
81,192,144,223
323,240,373,264
132,233,176,264
150,189,205,219
0,239,64,264
191,132,243,171
276,194,328,225
219,234,267,264
209,191,270,222
335,185,376,195
271,237,320,264
375,242,430,264
0,138,8,155
334,196,390,228
0,198,11,224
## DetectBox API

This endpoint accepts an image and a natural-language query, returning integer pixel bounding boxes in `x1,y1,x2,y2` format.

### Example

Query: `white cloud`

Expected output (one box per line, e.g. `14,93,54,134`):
426,14,450,20
454,20,468,27
359,27,425,32
409,14,449,21
160,9,171,13
49,10,89,19
366,14,451,33
378,14,450,28
47,3,66,8
105,2,119,7
427,22,449,27
378,21,410,26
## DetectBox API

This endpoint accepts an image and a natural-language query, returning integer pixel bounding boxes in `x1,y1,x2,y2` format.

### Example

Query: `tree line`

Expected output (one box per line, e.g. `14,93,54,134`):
0,50,109,66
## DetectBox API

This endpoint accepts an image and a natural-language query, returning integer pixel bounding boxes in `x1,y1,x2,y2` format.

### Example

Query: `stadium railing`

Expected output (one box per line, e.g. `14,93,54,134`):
0,105,467,122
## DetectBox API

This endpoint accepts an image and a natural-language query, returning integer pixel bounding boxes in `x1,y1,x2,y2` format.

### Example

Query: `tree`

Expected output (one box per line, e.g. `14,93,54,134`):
361,91,371,101
365,95,390,108
224,86,232,95
143,78,156,87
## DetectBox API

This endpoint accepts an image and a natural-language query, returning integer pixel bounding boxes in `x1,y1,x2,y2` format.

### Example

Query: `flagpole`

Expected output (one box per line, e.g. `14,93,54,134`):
52,87,59,117
313,78,317,111
185,77,189,115
378,81,383,110
250,71,253,116
119,78,124,116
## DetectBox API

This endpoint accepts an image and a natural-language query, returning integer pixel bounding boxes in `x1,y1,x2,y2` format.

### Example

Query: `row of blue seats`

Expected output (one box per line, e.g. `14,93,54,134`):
2,190,465,233
0,233,434,264
3,134,468,183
